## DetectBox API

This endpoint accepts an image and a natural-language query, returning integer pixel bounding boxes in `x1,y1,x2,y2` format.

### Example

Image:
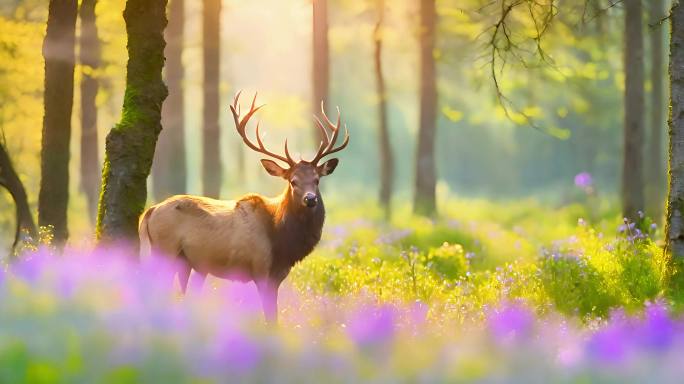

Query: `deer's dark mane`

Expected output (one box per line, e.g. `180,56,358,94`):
267,185,325,283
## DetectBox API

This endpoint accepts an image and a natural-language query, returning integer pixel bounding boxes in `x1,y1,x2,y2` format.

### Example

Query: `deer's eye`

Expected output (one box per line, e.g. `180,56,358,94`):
290,180,299,187
314,179,320,185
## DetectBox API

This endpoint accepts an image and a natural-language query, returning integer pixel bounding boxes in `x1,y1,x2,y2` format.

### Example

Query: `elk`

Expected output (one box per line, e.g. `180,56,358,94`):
138,92,349,323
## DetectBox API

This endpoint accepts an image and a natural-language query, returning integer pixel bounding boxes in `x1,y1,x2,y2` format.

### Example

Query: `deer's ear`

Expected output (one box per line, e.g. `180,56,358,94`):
317,158,339,176
261,159,288,178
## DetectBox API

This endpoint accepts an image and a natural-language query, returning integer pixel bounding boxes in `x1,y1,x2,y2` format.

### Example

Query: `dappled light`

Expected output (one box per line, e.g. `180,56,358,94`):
1,0,683,381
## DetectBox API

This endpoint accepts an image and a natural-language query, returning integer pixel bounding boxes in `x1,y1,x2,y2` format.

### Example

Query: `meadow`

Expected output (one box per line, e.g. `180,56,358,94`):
1,189,680,383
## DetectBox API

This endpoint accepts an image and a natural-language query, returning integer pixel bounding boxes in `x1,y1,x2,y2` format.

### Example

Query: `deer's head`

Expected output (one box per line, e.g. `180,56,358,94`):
230,92,349,209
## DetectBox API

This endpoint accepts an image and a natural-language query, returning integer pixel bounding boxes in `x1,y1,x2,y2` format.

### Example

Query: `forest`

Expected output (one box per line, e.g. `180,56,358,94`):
1,0,684,381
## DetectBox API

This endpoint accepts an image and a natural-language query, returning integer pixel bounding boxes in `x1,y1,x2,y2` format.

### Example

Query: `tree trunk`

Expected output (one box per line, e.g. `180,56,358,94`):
313,0,330,143
647,0,666,220
413,0,437,216
202,0,221,198
79,0,101,225
622,0,645,221
0,142,38,252
374,0,394,220
96,0,168,244
666,1,684,257
153,0,186,201
39,0,78,245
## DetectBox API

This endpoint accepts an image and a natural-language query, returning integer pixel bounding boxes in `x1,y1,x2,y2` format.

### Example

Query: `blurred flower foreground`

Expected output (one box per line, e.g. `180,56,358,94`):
0,244,683,383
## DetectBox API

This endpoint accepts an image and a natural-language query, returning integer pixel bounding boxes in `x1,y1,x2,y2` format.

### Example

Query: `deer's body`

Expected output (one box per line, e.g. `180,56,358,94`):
139,189,324,286
139,92,348,324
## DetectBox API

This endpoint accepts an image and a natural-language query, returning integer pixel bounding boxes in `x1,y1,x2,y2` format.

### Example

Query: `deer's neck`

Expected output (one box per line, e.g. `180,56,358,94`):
269,187,325,282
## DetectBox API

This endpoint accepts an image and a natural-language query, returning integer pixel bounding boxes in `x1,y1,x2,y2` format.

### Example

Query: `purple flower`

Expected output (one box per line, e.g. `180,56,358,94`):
587,319,630,364
410,300,429,326
347,305,396,347
637,302,674,351
574,172,593,188
487,303,534,342
210,326,262,372
11,247,51,283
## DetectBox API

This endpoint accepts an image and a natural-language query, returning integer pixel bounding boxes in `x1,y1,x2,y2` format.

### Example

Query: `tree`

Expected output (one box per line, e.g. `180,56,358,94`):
39,0,78,245
79,0,101,224
647,0,666,220
373,0,394,219
313,0,330,143
666,1,684,257
202,0,221,198
153,0,186,201
413,0,437,216
622,0,645,221
96,0,168,243
0,140,37,251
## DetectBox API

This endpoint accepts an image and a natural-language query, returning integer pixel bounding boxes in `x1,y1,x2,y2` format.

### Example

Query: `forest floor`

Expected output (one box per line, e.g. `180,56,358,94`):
1,197,681,382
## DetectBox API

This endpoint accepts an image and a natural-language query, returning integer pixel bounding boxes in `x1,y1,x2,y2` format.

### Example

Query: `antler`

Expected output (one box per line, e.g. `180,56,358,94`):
310,101,350,165
230,92,295,167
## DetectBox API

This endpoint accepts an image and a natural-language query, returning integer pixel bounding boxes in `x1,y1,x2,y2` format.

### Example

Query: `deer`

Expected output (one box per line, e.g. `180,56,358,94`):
138,92,349,324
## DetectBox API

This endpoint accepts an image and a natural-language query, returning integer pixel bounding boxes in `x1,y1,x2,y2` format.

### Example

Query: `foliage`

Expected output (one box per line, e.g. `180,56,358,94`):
0,199,680,381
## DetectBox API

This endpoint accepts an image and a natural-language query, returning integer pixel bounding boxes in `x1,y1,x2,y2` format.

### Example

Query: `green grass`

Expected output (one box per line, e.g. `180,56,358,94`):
289,196,671,323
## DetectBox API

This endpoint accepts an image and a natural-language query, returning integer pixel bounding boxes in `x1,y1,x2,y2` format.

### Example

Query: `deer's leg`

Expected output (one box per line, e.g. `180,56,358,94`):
256,279,280,325
187,270,207,295
177,258,191,294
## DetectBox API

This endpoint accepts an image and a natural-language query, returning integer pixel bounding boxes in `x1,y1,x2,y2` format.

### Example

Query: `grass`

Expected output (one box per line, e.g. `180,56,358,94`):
0,196,680,382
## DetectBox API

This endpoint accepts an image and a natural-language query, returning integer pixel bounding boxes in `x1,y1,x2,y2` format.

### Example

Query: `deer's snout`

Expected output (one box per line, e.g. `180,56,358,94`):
303,193,318,208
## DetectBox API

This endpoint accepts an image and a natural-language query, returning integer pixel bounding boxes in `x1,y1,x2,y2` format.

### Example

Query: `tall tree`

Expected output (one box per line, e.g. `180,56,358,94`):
647,0,666,220
96,0,168,243
39,0,78,245
79,0,101,225
666,1,684,257
622,0,645,221
153,0,186,201
373,0,394,219
202,0,221,198
313,0,330,143
0,140,38,251
413,0,437,216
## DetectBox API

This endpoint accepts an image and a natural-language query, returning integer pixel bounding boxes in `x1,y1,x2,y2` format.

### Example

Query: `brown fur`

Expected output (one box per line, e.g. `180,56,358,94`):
141,194,272,281
142,93,347,323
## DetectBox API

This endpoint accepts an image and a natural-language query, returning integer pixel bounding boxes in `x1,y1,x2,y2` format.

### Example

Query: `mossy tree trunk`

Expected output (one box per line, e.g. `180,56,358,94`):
153,0,186,201
202,0,221,198
0,141,38,251
313,0,330,143
96,0,168,244
413,0,437,216
666,1,684,257
79,0,101,225
374,0,394,220
621,0,645,221
647,0,666,220
39,0,78,245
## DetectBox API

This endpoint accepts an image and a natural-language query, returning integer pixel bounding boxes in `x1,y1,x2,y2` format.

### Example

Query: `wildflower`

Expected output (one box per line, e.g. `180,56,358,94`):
487,302,534,342
347,305,396,347
577,218,586,226
11,247,51,283
574,172,593,188
211,326,262,372
650,223,657,231
638,301,673,351
587,323,630,364
410,300,429,325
